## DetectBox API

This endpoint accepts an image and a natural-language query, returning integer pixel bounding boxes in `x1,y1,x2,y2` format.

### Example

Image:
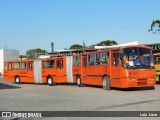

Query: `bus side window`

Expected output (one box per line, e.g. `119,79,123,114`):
101,52,109,65
28,62,33,71
154,56,159,64
88,54,95,66
42,61,46,69
9,63,12,71
74,56,81,66
21,62,26,70
96,53,100,65
13,62,20,70
73,57,76,66
46,60,54,68
57,60,63,69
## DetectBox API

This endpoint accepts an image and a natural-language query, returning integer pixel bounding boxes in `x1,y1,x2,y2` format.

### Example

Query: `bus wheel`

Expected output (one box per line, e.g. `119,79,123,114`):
102,76,111,91
76,76,83,87
15,76,20,84
47,76,54,86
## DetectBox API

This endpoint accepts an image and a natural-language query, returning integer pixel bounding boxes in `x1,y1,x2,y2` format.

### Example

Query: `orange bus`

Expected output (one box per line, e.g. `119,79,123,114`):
4,45,156,90
3,56,75,86
73,45,156,90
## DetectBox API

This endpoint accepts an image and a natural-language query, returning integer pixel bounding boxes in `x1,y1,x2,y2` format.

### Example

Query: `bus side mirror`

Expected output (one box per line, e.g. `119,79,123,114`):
120,53,124,60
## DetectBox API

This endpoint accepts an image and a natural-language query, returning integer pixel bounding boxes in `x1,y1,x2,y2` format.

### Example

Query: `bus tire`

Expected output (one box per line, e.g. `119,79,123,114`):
76,76,83,87
47,76,54,86
15,76,20,84
102,76,111,91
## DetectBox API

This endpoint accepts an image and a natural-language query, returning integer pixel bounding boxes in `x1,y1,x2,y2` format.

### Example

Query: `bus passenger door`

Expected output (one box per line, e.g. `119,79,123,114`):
81,55,87,82
27,61,34,83
19,62,28,82
56,58,66,82
5,62,13,81
110,51,121,86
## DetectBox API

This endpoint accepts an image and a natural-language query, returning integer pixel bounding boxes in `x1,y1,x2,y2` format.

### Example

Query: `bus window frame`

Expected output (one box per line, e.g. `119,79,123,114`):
28,62,34,71
42,61,46,69
112,52,120,68
13,62,20,70
46,60,54,69
96,53,101,65
20,62,26,70
88,54,95,66
57,59,63,70
73,56,81,67
101,51,109,65
8,63,12,71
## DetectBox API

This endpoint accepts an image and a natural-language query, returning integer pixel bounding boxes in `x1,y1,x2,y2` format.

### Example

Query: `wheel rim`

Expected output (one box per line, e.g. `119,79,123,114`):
48,78,52,85
16,77,20,83
77,77,80,85
103,77,106,89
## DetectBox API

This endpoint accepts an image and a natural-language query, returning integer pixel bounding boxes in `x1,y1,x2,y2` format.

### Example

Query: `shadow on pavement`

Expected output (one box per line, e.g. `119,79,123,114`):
81,84,155,91
113,86,155,91
0,83,21,90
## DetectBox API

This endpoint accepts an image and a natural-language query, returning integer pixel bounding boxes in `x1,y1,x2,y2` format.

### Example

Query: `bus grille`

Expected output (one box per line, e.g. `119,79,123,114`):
137,78,147,86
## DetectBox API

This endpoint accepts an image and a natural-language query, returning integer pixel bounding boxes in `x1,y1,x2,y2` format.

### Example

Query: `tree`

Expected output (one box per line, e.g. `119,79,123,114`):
148,20,160,34
26,48,46,59
19,55,27,60
69,44,84,49
92,40,118,46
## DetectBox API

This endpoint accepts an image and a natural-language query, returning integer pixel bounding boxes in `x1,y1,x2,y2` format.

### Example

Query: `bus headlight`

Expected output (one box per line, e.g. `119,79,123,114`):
149,78,155,81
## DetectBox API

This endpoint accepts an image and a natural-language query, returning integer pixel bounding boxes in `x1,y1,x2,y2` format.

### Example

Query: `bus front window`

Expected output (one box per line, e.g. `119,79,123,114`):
121,47,155,69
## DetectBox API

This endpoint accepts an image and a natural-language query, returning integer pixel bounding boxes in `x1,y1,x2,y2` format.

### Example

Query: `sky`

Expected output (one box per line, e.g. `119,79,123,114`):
0,0,159,55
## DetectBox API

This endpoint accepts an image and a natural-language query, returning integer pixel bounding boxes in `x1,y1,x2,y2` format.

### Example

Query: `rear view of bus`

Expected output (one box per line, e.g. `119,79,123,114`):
119,46,156,88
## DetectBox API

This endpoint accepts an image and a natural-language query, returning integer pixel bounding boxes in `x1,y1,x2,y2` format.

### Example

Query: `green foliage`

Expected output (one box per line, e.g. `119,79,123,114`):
149,19,160,34
19,55,27,59
92,40,118,46
69,44,84,49
151,20,160,27
69,40,118,50
26,48,46,59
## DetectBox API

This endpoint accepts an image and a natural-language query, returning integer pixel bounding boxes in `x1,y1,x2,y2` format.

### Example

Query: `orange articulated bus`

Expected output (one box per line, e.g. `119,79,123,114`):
73,45,156,90
3,45,156,90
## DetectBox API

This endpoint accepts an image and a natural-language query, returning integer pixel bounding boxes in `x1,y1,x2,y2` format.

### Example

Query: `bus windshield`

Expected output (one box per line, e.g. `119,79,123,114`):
121,47,155,69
